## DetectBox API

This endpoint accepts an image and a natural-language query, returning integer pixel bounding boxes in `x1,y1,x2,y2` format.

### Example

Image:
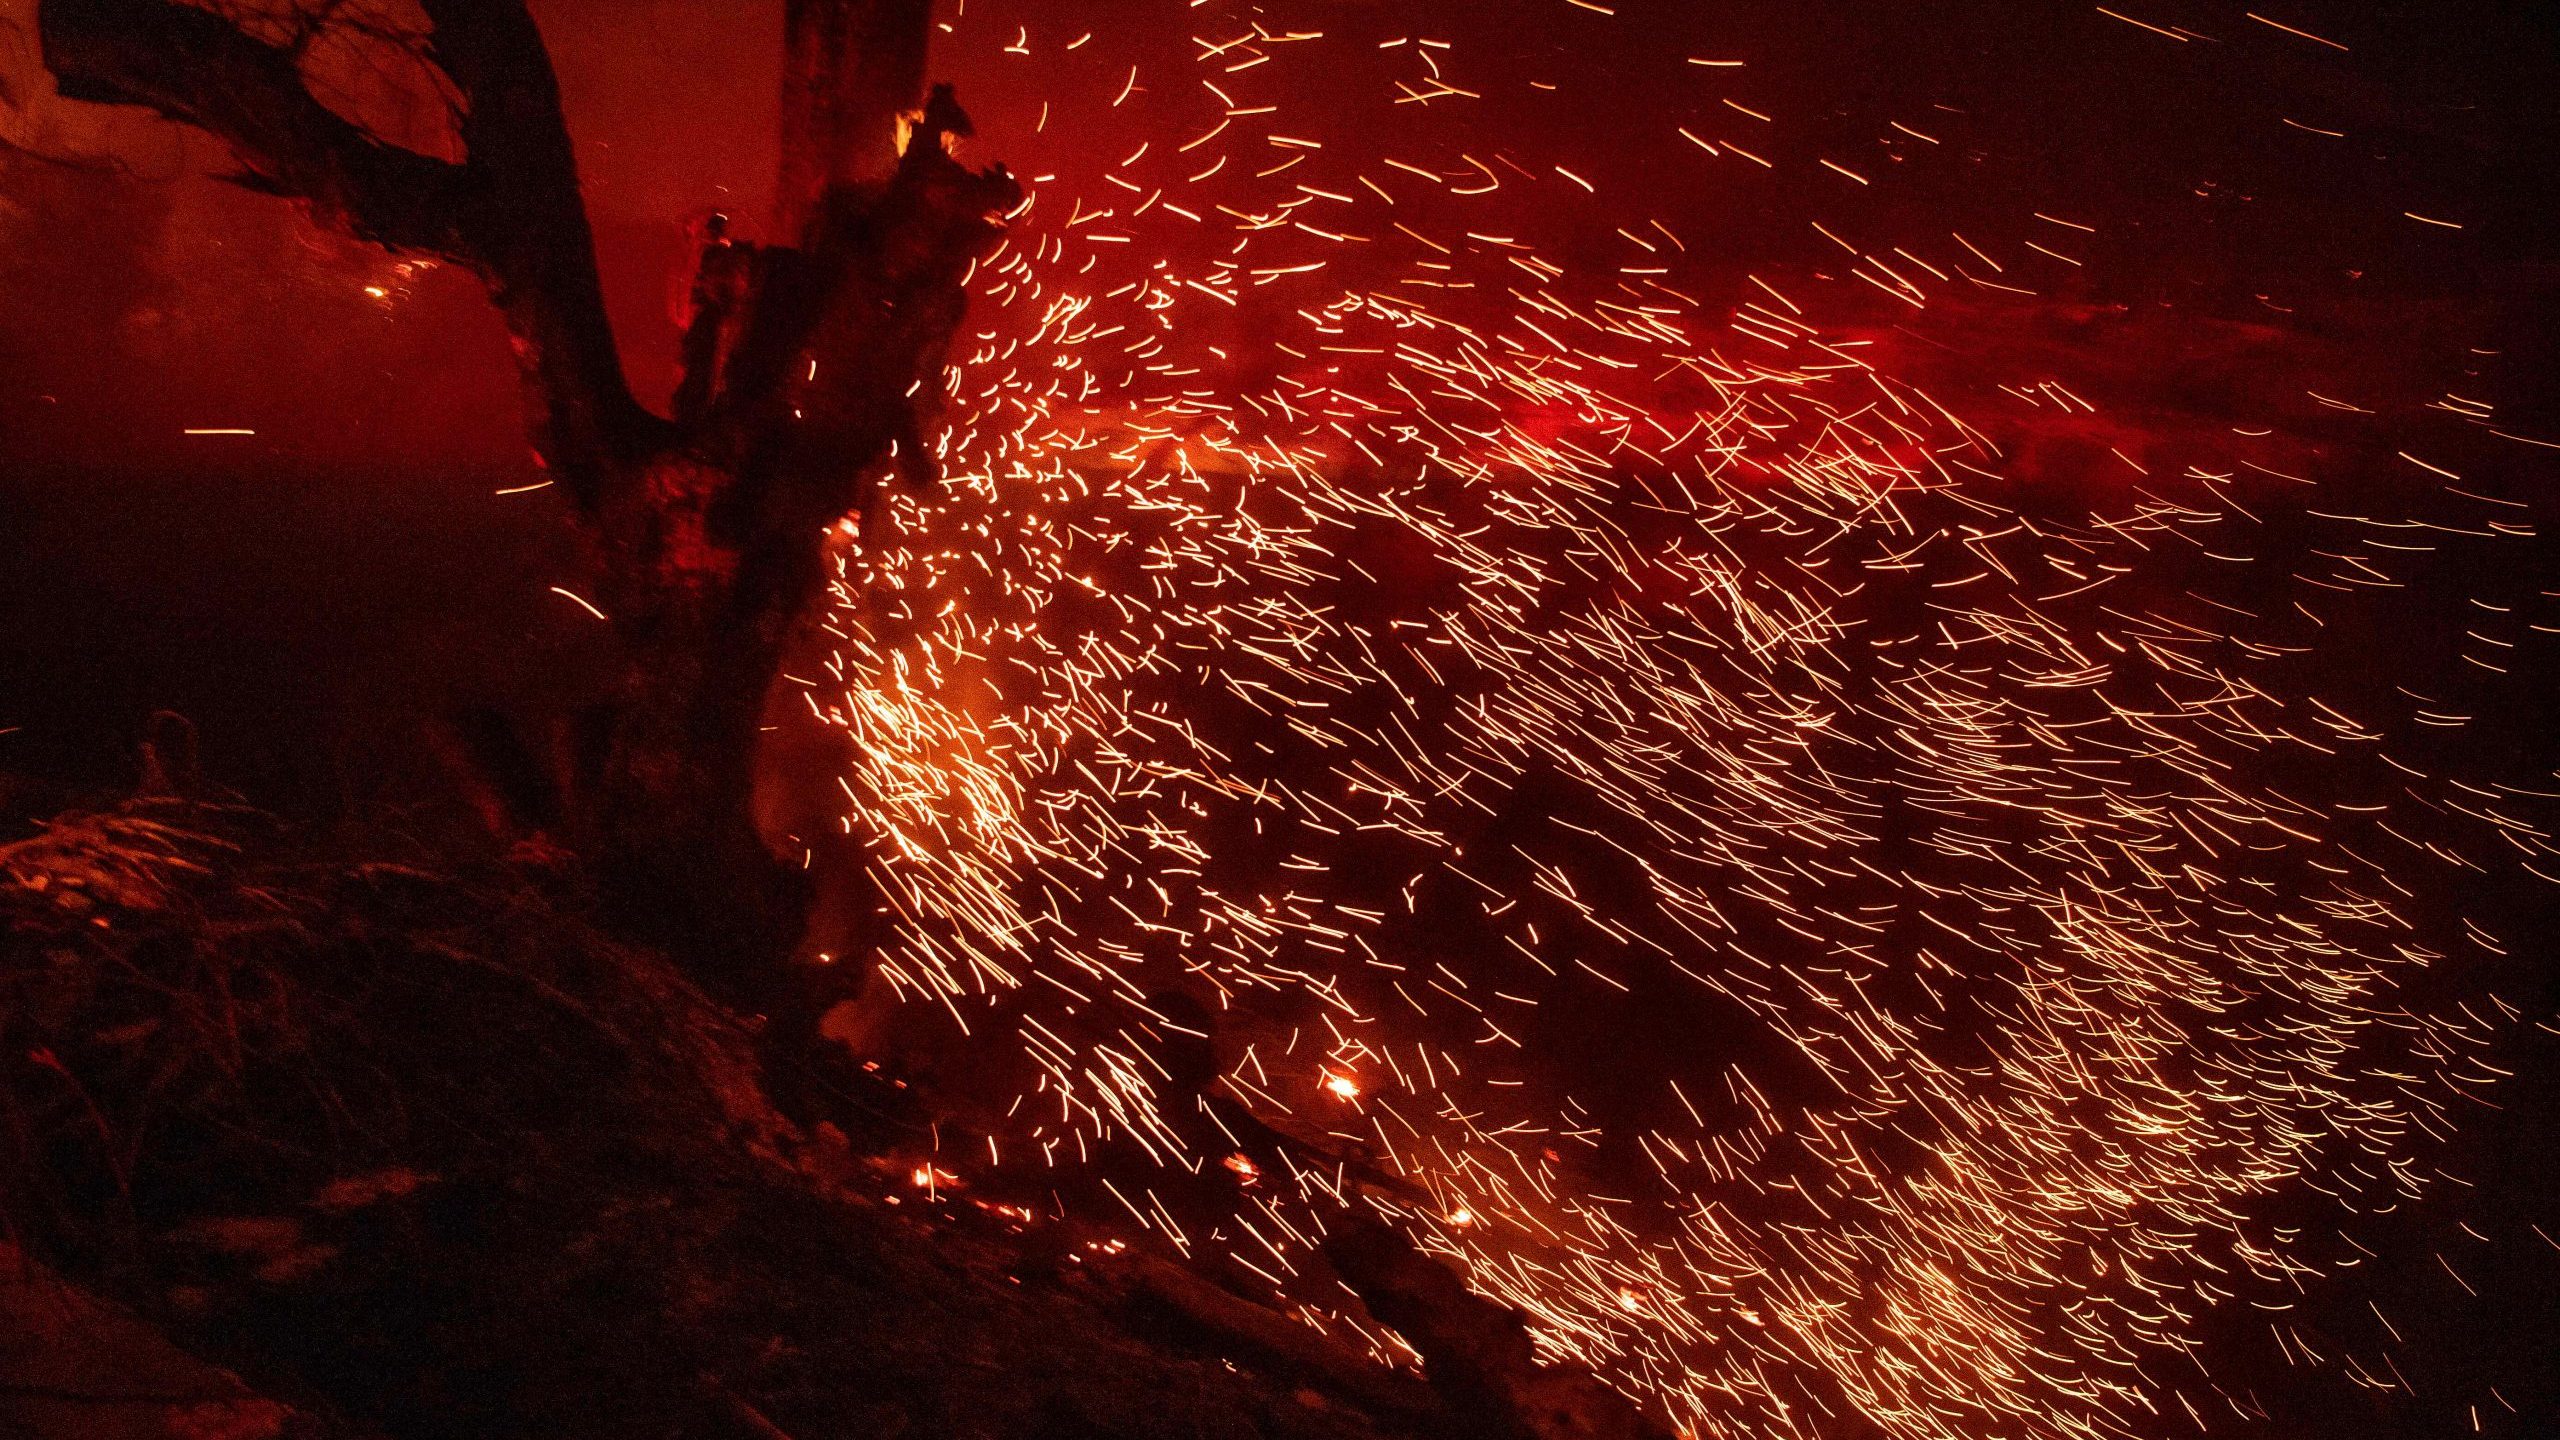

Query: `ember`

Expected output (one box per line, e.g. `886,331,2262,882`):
797,5,2560,1436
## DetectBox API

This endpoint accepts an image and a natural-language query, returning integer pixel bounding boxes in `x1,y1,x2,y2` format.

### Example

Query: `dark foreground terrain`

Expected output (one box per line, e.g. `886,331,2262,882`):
4,764,1623,1439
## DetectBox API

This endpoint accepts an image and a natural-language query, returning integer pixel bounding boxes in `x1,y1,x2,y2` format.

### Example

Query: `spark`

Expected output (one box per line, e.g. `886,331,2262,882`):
777,11,2547,1439
2095,6,2189,42
548,586,609,620
2246,11,2351,51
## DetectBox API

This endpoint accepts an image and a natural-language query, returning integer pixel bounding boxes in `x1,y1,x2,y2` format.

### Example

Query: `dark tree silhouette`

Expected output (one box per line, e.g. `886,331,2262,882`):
34,0,1022,973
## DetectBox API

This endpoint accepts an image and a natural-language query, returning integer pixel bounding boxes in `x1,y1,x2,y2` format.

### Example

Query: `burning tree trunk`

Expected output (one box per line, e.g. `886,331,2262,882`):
36,0,1020,973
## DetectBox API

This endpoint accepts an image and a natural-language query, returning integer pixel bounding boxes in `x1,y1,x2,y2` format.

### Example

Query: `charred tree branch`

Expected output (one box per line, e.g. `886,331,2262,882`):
777,0,930,238
1322,1218,1675,1440
39,0,655,505
420,0,659,502
1103,1253,1445,1425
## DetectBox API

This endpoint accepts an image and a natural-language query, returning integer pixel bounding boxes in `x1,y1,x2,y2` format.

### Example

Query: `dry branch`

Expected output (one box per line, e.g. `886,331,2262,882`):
40,0,649,502
39,0,469,255
1323,1220,1675,1440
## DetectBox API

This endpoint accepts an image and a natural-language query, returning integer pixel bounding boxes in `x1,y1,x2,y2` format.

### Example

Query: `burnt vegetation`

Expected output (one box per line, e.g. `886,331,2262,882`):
0,771,1422,1438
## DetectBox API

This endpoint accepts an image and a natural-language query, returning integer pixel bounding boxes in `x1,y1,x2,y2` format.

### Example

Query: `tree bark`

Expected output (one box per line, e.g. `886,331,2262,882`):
37,0,1019,984
779,0,931,232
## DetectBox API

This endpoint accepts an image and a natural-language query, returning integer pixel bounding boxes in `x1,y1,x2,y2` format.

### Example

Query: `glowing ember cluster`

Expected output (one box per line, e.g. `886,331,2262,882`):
793,8,2544,1438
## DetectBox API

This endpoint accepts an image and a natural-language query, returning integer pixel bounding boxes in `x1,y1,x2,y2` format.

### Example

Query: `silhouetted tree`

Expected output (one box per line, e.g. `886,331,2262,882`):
34,0,1020,973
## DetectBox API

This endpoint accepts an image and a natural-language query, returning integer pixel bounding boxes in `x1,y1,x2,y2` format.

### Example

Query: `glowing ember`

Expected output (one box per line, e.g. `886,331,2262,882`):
780,6,2550,1438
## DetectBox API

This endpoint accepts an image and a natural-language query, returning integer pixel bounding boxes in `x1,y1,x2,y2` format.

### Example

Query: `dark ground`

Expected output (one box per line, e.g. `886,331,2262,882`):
0,791,1451,1440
